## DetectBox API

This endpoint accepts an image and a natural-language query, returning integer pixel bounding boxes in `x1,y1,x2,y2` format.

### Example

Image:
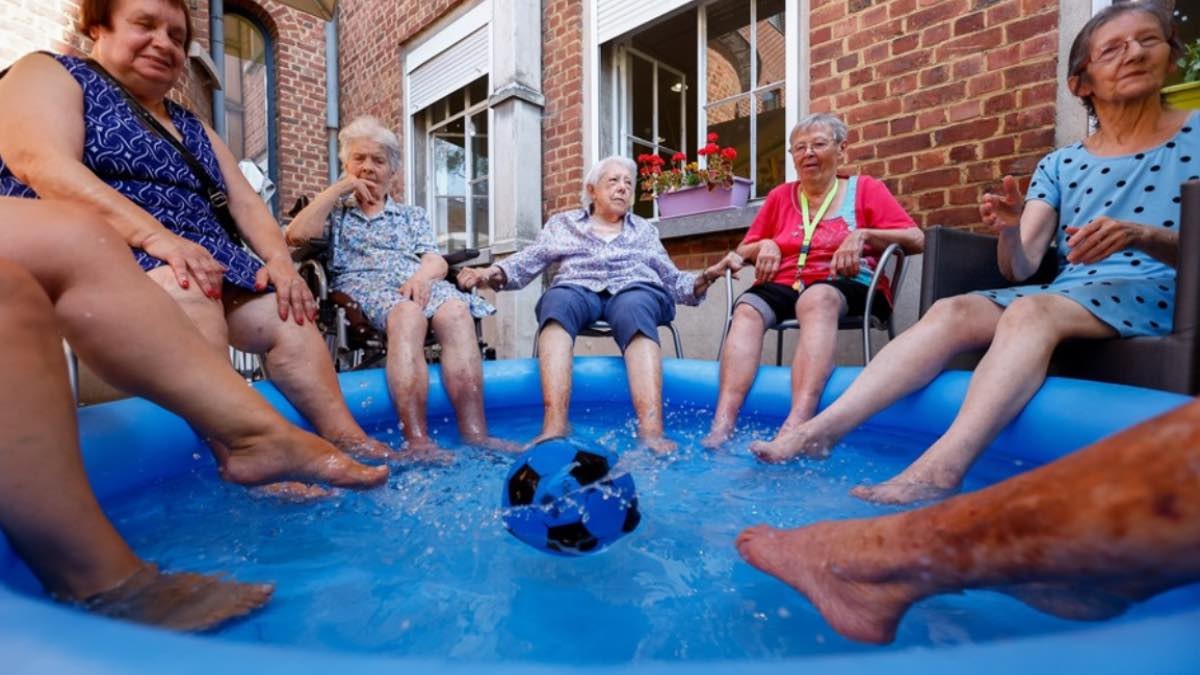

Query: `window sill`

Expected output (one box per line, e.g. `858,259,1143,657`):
652,201,762,240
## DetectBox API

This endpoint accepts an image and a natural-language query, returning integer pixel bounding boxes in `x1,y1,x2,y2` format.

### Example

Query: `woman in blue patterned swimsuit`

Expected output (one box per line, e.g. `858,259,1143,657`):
287,116,508,456
752,3,1188,504
0,0,389,486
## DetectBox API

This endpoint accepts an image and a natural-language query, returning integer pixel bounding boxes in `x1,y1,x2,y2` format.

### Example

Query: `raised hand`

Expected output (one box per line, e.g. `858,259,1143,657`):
980,175,1024,233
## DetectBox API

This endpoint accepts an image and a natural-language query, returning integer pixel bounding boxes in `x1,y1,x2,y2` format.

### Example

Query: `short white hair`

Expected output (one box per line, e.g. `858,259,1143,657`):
581,155,637,209
338,116,402,172
789,113,849,146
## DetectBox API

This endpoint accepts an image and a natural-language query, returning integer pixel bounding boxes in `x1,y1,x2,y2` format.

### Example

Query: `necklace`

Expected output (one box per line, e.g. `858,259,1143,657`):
792,179,839,290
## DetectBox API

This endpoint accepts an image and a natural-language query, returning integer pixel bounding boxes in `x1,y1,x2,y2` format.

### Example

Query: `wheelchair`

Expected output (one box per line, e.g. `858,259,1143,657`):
295,239,496,372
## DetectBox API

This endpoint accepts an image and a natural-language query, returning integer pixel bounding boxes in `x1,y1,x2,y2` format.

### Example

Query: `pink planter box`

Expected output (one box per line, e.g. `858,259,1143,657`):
656,177,752,219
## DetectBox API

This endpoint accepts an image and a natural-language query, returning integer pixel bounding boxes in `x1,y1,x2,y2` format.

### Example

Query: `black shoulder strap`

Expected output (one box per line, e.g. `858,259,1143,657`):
82,58,243,247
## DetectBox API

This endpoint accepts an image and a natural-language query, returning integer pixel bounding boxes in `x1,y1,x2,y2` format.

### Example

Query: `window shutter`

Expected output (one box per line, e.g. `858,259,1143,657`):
408,25,490,113
595,0,691,43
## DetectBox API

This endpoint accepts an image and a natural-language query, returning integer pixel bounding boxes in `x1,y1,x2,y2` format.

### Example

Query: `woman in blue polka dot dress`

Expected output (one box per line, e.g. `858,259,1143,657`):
751,2,1189,504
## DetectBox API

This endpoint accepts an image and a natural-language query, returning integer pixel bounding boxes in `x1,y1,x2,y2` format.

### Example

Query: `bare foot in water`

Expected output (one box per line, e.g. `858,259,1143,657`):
735,523,927,644
639,433,677,454
464,434,523,453
78,563,272,632
749,427,832,463
398,437,455,465
700,423,733,450
850,479,959,505
850,462,961,505
219,428,388,489
332,436,397,462
253,482,332,500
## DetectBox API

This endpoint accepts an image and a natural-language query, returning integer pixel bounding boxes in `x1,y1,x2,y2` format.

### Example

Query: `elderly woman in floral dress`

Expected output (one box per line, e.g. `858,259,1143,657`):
287,116,507,457
458,155,743,452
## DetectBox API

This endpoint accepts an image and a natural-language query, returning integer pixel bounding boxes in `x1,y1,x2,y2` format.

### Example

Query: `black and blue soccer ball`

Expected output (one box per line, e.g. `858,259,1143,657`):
501,437,640,555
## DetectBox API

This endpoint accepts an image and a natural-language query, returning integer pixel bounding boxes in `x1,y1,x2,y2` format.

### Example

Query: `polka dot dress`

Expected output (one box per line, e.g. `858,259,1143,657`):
977,112,1197,337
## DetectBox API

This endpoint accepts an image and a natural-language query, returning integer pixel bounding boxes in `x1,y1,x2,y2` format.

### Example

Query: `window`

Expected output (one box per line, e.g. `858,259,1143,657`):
418,77,491,252
609,0,787,213
223,12,276,213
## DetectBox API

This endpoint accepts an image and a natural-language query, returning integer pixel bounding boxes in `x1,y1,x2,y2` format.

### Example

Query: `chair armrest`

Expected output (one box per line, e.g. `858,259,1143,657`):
918,226,1058,316
297,259,328,300
1176,180,1200,335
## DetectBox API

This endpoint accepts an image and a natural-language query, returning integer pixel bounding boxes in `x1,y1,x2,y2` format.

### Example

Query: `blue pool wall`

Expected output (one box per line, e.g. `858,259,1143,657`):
1,357,1197,674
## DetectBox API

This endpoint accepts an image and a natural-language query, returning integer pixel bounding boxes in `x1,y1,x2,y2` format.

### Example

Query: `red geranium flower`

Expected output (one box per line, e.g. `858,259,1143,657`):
707,132,719,142
721,147,737,160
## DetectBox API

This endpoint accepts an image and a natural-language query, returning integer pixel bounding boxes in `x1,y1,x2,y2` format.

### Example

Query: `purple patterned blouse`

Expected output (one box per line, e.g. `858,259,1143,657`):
496,209,703,305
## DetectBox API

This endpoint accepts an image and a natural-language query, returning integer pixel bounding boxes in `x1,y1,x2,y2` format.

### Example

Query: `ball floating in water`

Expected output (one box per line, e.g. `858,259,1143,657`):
501,437,640,555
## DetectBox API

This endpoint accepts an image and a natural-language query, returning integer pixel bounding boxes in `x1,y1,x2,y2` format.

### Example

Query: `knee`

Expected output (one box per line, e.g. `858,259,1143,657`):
997,296,1058,334
435,299,471,326
926,295,987,328
732,303,765,328
0,263,52,322
386,301,427,337
795,287,843,323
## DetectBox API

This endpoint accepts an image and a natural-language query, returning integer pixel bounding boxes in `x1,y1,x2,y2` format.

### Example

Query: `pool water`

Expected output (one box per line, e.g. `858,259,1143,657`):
97,403,1180,663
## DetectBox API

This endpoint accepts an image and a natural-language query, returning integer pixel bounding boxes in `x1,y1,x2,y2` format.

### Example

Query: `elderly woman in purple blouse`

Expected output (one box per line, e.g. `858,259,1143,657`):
458,156,742,451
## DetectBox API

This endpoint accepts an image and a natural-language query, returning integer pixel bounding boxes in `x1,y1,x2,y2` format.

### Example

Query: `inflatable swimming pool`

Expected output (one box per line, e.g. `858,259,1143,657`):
2,357,1198,673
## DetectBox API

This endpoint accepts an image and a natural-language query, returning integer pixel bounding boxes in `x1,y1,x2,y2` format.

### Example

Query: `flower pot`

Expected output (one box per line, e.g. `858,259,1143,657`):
1164,81,1200,110
656,177,752,219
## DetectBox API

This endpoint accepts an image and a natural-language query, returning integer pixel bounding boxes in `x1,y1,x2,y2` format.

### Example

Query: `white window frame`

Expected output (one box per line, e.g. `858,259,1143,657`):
425,87,492,252
586,0,803,206
404,1,495,252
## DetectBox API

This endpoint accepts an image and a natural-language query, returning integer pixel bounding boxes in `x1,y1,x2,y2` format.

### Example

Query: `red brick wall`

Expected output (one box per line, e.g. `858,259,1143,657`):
232,1,329,218
810,0,1059,229
338,0,465,200
542,0,585,218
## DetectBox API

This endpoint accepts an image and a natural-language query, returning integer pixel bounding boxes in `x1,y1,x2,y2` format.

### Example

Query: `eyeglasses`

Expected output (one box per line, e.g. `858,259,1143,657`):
789,140,833,155
1089,34,1167,66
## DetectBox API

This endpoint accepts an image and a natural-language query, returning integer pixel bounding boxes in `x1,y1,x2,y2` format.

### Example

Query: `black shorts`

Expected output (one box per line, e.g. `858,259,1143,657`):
736,279,892,328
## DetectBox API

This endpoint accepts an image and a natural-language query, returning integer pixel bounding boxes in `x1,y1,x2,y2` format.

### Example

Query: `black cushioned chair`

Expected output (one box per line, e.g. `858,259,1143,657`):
917,181,1200,395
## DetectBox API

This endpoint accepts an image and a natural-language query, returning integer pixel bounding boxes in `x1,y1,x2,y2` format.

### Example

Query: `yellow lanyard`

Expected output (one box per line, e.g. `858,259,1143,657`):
792,180,839,290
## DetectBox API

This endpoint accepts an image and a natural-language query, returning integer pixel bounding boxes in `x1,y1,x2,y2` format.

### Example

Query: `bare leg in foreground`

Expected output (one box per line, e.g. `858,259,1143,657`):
0,261,271,631
737,398,1200,644
0,200,386,488
535,322,575,443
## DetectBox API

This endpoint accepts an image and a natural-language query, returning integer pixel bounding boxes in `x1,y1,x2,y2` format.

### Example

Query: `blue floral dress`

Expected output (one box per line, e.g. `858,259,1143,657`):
977,111,1198,337
0,54,262,289
328,196,494,331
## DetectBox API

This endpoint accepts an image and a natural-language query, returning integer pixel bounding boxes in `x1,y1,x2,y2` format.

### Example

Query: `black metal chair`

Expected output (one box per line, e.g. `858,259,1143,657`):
917,180,1200,395
716,242,908,366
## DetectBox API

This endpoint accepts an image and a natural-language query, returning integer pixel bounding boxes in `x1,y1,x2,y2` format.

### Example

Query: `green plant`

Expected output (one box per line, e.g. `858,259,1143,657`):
636,133,739,201
1178,38,1200,83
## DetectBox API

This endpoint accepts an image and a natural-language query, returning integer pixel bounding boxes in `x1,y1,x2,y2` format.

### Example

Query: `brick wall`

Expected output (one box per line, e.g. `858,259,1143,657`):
234,1,330,218
542,0,586,218
338,0,465,200
810,0,1059,229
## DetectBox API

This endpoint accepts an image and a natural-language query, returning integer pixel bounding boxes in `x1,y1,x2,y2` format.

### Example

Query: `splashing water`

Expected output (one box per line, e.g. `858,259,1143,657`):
91,403,1192,663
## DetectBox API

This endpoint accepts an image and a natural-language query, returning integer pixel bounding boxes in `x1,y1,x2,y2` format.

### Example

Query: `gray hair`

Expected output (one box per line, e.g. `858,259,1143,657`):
581,155,637,209
338,116,402,172
789,113,849,146
1068,1,1181,120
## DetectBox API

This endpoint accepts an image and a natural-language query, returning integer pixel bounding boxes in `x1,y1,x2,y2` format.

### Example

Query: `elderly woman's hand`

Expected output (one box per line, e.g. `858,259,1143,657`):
255,256,318,324
399,275,433,308
141,230,228,298
457,266,503,291
753,239,782,284
980,175,1023,233
332,174,381,208
709,251,745,280
831,229,868,278
1065,217,1148,265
